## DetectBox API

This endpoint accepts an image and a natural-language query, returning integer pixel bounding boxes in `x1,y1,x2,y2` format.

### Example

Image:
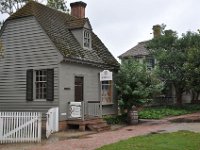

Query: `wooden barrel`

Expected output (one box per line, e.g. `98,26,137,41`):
128,110,139,124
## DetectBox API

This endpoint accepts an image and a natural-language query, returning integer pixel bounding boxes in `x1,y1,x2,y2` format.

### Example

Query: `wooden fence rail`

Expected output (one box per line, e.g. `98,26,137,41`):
67,101,102,120
0,112,42,143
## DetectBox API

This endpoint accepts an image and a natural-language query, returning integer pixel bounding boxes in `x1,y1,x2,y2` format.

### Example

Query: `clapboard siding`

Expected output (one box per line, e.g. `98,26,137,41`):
59,63,118,120
5,46,55,52
59,63,100,120
0,16,61,114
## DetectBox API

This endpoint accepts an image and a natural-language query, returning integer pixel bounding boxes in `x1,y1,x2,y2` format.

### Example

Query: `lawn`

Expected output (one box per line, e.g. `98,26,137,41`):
104,104,200,124
139,104,200,119
97,131,200,150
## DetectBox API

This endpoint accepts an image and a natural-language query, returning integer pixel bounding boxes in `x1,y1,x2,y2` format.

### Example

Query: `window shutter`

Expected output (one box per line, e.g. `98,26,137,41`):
46,69,54,101
26,69,33,101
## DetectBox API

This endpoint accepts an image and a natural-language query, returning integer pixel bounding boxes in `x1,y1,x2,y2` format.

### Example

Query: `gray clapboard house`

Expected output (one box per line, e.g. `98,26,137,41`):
119,25,195,104
0,1,119,129
118,40,155,70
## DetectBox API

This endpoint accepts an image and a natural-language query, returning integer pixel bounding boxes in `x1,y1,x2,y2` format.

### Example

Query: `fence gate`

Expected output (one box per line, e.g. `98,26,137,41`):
46,107,59,138
0,112,42,143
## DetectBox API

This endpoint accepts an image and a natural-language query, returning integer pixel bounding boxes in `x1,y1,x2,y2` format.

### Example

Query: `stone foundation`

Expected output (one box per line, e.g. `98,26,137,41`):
41,120,68,131
59,120,68,131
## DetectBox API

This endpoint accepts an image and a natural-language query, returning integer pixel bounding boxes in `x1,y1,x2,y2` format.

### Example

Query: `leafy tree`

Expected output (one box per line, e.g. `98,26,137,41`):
0,0,68,16
0,0,33,15
47,0,68,12
183,31,200,101
116,59,163,111
148,29,193,105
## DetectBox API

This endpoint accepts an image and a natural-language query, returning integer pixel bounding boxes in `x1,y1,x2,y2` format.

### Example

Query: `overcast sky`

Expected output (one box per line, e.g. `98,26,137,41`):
1,0,200,59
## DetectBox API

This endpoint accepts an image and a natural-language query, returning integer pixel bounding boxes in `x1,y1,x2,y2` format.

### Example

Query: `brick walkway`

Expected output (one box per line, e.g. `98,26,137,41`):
1,112,200,150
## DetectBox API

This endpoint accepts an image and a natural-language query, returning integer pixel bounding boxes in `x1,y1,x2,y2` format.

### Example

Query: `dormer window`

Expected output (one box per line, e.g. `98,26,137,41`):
83,29,91,49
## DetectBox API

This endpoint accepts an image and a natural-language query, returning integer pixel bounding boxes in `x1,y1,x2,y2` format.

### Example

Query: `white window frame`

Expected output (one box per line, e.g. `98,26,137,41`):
146,58,155,70
83,29,91,49
101,80,113,105
33,69,47,101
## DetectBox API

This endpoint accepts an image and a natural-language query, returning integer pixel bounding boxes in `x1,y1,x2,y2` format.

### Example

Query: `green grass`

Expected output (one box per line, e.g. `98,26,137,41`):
139,104,200,119
97,131,200,150
103,105,200,124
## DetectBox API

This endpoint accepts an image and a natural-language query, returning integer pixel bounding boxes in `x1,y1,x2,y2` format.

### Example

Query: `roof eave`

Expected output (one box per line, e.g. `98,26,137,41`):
62,57,119,70
119,54,150,59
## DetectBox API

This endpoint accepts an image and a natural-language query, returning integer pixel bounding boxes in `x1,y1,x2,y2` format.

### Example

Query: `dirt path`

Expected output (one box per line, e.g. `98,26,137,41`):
1,112,200,150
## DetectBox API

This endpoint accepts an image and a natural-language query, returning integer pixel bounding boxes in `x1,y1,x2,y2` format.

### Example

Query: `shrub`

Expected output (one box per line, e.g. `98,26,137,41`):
116,59,163,110
139,104,200,119
103,114,127,125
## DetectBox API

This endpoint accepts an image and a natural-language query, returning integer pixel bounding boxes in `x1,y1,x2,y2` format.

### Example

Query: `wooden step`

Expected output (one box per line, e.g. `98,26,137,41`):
86,120,106,125
96,125,111,132
66,117,110,132
87,122,111,132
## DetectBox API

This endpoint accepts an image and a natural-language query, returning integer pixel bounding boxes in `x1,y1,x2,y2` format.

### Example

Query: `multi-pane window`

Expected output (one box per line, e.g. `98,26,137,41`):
101,81,112,104
35,70,47,99
26,69,54,101
146,58,155,70
83,30,91,48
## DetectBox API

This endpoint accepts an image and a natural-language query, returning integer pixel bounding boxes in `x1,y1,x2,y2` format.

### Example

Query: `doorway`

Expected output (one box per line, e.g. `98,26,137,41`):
75,76,84,102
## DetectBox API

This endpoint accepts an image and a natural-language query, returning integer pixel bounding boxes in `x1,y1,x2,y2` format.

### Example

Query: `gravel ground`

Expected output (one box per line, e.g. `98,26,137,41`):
0,112,200,150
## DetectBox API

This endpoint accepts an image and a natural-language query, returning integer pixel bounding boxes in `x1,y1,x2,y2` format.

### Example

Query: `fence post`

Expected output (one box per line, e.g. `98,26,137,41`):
85,101,88,117
82,102,84,121
38,112,42,142
67,102,70,119
100,101,102,117
0,112,2,141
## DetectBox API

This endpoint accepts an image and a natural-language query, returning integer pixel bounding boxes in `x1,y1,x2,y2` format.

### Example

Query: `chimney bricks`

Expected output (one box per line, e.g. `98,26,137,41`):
70,1,87,18
153,25,161,38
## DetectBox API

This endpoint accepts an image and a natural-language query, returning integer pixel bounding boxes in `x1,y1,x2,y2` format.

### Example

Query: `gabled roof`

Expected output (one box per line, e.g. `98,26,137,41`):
66,18,92,30
5,1,119,68
119,41,149,59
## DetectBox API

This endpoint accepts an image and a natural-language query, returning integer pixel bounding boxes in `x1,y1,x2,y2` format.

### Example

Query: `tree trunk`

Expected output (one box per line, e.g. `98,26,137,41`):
174,84,184,105
176,90,183,105
196,92,200,100
191,91,200,103
191,91,195,101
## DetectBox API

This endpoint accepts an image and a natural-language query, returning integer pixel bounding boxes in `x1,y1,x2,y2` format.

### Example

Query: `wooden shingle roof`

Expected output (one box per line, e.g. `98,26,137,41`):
7,1,119,68
119,41,149,59
66,18,92,30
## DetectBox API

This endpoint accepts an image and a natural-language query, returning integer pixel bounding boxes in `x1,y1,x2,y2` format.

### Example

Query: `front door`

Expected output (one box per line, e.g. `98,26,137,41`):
75,76,84,102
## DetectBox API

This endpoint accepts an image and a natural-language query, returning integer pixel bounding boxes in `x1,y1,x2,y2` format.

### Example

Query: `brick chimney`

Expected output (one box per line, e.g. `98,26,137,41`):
152,25,161,38
70,1,87,18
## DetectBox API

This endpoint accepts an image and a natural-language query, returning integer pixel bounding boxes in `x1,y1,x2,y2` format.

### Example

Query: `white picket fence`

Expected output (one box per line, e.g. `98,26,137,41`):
46,107,59,138
0,112,42,143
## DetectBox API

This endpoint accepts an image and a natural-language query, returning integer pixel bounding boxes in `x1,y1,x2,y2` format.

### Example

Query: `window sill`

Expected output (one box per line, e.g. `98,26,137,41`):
102,103,114,106
83,46,92,50
34,99,46,102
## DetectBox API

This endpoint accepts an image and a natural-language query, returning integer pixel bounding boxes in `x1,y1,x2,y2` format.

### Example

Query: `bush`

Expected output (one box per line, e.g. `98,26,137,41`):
116,59,163,110
139,104,200,119
104,104,200,124
103,114,127,125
